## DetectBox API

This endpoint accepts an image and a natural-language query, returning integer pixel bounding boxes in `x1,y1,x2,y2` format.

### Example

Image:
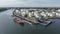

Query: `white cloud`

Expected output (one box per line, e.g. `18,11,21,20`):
0,0,60,7
0,0,25,7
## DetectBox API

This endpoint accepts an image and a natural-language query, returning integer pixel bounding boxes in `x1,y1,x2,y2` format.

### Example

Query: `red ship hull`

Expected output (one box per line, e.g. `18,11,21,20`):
14,18,24,25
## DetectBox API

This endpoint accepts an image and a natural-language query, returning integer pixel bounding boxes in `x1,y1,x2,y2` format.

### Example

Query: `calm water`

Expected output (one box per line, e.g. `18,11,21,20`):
0,9,60,34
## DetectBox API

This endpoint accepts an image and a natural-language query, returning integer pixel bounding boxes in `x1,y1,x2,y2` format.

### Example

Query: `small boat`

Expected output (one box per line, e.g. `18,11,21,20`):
14,18,24,25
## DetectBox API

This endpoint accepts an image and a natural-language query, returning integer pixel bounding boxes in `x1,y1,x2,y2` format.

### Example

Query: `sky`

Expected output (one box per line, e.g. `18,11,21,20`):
0,0,60,7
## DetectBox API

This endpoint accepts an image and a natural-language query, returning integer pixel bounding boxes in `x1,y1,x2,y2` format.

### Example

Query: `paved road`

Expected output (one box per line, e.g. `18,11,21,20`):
0,9,60,34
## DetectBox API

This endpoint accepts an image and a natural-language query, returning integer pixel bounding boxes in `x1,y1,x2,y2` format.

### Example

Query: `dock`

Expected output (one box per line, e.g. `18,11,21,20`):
13,9,52,26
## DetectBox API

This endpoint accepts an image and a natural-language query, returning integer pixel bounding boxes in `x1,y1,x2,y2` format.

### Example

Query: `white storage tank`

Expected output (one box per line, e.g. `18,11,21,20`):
57,9,60,12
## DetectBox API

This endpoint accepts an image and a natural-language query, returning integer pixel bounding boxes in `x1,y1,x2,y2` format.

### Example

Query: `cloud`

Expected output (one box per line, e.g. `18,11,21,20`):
0,0,25,7
0,0,60,7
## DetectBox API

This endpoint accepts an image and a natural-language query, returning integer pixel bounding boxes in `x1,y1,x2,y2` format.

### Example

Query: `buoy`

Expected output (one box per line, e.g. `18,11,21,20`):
14,18,24,25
